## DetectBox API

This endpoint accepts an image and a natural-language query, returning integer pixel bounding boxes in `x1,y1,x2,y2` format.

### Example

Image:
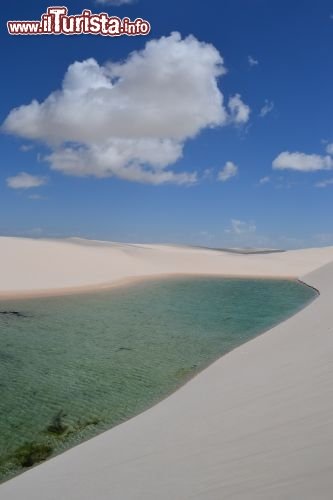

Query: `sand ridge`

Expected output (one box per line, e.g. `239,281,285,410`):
0,236,333,297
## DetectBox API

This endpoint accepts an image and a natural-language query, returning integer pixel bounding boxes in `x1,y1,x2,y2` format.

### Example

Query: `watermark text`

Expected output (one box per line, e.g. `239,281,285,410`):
7,6,151,36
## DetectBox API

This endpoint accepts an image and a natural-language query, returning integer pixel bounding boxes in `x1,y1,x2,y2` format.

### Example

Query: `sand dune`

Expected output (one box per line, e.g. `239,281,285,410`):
0,236,333,296
1,237,333,499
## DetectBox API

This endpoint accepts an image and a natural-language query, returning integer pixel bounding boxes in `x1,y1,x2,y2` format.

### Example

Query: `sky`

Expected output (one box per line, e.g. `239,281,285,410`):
1,0,333,249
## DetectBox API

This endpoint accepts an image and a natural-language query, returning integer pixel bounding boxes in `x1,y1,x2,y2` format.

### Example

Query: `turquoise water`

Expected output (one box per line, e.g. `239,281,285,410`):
0,277,316,481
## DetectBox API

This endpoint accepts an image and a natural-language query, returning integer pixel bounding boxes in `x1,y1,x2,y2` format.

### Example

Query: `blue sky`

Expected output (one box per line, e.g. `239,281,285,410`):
1,0,333,248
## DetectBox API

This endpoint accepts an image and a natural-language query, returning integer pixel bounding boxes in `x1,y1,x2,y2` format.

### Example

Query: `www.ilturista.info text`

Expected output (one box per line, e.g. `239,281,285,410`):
7,7,151,36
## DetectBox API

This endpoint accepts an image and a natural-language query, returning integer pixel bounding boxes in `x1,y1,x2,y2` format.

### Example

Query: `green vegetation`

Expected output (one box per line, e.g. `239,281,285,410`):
175,364,197,378
14,442,53,468
46,410,68,435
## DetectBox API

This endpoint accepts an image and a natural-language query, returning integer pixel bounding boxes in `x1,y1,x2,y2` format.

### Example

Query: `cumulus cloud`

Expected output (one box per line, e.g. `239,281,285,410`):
46,142,197,185
315,178,333,188
248,55,258,67
202,168,214,180
272,152,333,172
258,176,270,185
6,172,47,189
217,161,238,182
259,99,274,117
326,143,333,155
227,94,250,124
20,144,34,152
28,194,46,200
225,219,256,235
3,33,251,185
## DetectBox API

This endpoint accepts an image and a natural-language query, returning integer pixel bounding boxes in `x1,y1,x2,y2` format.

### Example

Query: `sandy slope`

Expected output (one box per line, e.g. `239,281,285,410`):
1,237,333,499
0,236,333,296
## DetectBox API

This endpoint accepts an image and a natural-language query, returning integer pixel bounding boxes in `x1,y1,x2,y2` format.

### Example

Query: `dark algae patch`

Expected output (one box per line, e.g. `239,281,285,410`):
0,311,29,318
175,364,198,378
0,277,316,482
0,413,103,480
0,442,53,476
15,442,53,468
46,410,68,435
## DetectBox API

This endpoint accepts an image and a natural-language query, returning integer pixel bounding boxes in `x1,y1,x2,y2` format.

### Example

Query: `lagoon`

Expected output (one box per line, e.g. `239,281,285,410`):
0,276,316,482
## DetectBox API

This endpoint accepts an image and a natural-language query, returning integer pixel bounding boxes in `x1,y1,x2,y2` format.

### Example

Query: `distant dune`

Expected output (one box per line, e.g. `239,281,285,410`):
0,236,332,298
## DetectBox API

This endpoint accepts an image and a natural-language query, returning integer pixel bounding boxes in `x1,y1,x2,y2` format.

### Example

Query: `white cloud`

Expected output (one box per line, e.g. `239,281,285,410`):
315,178,333,188
225,219,256,235
3,33,250,185
326,143,333,155
258,176,270,185
47,143,197,185
314,232,333,245
28,194,46,200
217,161,238,182
20,144,34,152
95,0,134,5
228,94,250,124
202,168,214,180
248,55,258,67
259,99,274,117
272,152,333,172
6,172,47,189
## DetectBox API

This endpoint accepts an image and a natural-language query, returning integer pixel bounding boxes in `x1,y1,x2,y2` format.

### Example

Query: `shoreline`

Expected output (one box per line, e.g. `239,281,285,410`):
0,271,298,302
1,237,333,299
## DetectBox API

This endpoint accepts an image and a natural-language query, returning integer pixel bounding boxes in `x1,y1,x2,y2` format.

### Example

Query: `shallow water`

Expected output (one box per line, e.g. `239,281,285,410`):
0,276,316,481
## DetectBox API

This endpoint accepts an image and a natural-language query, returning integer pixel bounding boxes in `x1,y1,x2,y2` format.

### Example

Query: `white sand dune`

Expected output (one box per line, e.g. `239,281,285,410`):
1,237,333,499
0,236,333,296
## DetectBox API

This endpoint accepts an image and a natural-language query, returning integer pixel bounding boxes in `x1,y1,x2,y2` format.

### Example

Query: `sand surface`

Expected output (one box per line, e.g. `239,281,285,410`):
0,236,333,296
1,237,333,499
